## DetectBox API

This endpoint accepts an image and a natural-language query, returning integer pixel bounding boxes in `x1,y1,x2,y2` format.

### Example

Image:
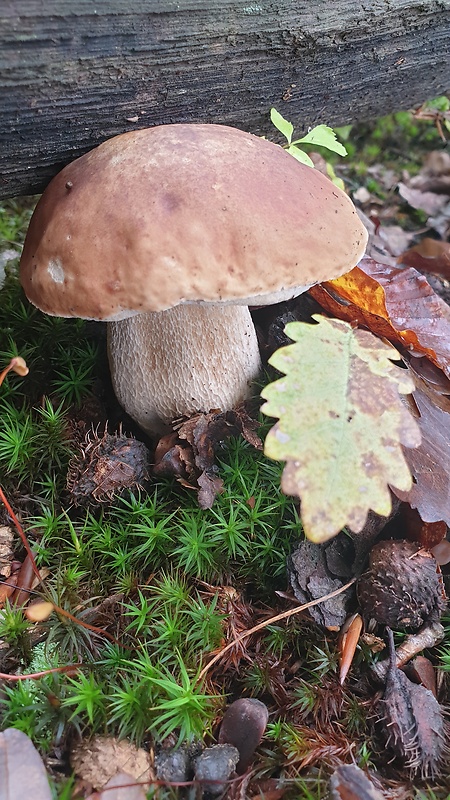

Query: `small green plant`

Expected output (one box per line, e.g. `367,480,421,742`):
0,397,73,493
147,656,218,745
292,679,319,717
51,344,98,406
62,671,108,729
0,602,31,656
270,107,347,167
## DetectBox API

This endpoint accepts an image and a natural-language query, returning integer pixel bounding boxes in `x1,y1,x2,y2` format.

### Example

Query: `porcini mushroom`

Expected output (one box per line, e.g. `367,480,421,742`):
20,124,367,435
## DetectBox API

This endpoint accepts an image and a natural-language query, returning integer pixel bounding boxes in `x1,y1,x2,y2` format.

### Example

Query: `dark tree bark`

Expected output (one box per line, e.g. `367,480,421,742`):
1,0,449,199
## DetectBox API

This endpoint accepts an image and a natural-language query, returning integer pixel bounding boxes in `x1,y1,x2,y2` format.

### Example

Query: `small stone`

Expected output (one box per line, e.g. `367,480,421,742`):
154,746,191,783
194,744,239,796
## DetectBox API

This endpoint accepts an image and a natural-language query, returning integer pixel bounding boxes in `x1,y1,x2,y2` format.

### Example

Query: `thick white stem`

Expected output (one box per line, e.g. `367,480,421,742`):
107,303,262,435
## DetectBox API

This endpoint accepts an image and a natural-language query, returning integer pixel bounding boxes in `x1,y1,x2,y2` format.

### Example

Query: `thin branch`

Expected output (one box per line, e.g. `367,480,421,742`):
0,485,41,584
0,664,82,681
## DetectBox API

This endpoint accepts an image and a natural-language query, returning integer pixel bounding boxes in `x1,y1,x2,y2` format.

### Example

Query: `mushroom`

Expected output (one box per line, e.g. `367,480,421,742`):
20,124,367,435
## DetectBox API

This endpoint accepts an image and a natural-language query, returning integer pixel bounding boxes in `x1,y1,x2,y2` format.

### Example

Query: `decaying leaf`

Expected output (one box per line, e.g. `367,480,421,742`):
329,763,384,800
288,538,354,628
261,316,420,542
406,655,438,697
0,728,52,800
400,238,450,280
396,357,450,524
379,628,448,777
310,256,450,378
398,181,449,217
154,407,262,509
399,503,447,550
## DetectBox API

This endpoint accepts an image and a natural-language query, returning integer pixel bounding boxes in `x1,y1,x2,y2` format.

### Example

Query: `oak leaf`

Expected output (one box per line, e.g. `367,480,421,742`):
261,316,420,542
400,237,450,280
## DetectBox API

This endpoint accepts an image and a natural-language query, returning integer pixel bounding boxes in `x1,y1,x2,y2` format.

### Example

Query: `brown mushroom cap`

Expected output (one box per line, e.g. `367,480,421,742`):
20,124,367,319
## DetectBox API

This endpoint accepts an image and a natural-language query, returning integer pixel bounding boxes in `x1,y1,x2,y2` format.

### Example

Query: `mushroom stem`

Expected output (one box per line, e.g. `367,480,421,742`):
107,303,262,436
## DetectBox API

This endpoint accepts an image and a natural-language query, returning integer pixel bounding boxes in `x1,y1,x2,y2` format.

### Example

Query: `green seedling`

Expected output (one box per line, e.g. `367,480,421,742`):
270,107,347,167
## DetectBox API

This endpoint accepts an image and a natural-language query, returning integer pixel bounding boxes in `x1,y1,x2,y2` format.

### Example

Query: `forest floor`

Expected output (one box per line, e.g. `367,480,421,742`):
1,100,450,799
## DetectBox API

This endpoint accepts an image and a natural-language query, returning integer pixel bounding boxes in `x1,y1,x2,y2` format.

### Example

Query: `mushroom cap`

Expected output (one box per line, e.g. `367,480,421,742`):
20,124,367,320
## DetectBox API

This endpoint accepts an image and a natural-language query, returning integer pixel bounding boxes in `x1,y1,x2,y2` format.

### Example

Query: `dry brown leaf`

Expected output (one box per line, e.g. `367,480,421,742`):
310,256,450,378
399,238,450,280
395,358,450,524
399,503,447,549
398,182,449,216
406,656,438,697
378,225,416,257
329,764,384,800
155,407,262,509
0,728,52,800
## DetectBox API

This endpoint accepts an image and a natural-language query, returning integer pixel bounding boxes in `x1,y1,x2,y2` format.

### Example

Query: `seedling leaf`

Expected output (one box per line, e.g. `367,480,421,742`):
286,145,315,167
293,125,348,156
270,108,294,144
261,316,420,542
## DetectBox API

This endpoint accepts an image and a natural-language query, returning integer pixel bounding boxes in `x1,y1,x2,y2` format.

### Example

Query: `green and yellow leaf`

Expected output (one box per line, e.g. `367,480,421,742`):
261,316,420,542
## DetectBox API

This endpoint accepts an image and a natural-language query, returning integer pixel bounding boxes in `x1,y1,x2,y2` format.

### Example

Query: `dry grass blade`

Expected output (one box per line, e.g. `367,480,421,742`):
198,578,356,681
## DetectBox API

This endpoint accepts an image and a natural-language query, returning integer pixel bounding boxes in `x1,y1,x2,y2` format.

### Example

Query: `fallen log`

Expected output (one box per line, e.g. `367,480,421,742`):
1,0,449,198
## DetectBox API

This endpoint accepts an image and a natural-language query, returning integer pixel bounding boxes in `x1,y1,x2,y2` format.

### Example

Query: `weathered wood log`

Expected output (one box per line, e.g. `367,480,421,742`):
1,0,449,199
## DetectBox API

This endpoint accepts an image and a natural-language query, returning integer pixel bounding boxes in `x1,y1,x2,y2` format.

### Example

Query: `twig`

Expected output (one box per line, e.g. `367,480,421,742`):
0,485,41,584
0,664,82,681
198,578,356,682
